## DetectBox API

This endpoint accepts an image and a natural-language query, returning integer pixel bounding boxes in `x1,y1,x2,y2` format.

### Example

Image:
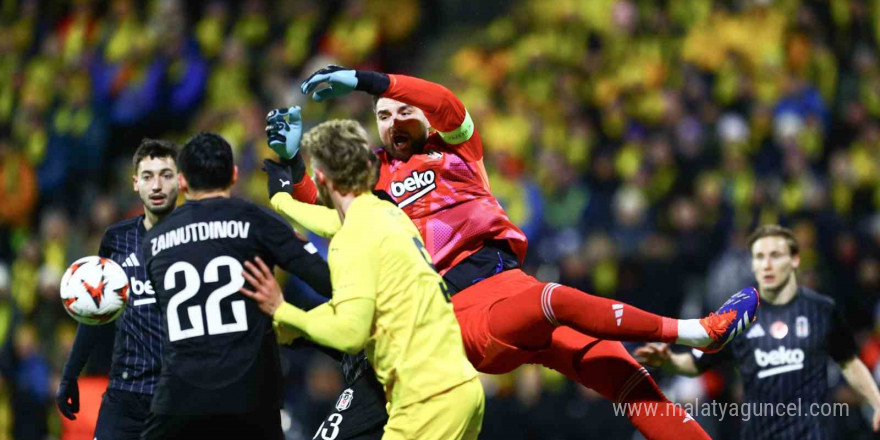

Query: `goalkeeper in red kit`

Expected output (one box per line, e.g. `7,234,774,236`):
263,66,760,440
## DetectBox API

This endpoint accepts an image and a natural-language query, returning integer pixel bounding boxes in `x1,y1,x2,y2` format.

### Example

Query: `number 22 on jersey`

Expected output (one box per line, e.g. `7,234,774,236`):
164,256,248,342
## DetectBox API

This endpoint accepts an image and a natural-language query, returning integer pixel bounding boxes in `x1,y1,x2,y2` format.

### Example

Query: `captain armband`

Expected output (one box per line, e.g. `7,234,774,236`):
437,110,474,145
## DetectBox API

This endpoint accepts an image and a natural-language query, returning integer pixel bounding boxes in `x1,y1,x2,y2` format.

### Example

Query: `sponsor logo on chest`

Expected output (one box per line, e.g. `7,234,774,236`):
390,170,436,208
754,346,805,379
129,277,157,306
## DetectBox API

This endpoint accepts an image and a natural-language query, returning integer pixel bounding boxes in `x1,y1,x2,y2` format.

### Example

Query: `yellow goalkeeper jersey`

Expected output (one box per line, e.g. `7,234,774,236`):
274,192,477,409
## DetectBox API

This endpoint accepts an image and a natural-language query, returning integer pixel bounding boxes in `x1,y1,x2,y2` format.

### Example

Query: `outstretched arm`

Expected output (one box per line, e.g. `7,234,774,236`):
265,107,319,204
382,74,471,138
301,66,480,155
634,343,703,377
271,192,341,238
239,257,374,355
262,158,341,238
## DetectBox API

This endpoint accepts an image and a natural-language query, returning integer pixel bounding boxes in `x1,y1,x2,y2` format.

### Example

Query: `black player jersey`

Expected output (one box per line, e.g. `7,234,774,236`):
313,369,387,440
98,215,164,395
694,287,859,440
341,353,372,385
144,196,331,415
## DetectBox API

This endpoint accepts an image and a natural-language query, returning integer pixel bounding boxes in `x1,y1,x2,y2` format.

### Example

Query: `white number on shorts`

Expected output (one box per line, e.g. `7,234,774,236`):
313,413,343,440
165,257,247,342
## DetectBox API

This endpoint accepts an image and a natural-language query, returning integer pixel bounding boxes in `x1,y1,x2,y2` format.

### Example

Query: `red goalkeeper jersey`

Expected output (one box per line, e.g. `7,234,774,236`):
293,74,527,274
375,74,527,274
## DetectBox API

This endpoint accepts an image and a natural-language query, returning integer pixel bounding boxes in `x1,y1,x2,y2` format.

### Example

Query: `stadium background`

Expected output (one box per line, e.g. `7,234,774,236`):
0,0,878,438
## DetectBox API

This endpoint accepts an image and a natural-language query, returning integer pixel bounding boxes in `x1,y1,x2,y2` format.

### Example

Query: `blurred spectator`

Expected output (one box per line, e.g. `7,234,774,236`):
11,324,50,440
0,139,37,232
0,262,14,440
0,1,878,438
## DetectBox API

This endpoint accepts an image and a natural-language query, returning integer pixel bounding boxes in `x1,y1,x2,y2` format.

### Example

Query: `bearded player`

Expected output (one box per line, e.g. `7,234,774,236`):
263,66,760,439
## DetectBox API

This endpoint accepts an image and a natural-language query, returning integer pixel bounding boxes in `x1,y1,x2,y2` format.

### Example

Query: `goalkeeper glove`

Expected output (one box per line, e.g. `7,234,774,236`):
300,65,389,101
266,106,302,160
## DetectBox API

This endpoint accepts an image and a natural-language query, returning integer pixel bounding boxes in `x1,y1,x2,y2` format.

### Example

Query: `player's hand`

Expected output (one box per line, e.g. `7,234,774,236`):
300,65,358,101
633,343,672,368
262,158,294,199
239,256,284,316
56,376,80,420
266,107,302,159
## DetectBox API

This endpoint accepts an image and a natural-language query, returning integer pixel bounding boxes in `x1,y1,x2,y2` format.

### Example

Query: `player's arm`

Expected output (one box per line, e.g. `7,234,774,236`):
633,343,703,377
57,234,118,420
277,236,377,355
301,66,480,155
240,256,375,355
839,357,880,431
262,158,340,238
274,299,374,355
257,208,334,297
828,304,880,431
382,74,475,143
271,192,340,238
264,107,320,205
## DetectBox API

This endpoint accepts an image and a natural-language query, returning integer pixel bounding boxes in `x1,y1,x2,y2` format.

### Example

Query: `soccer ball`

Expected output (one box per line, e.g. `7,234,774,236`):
60,256,129,325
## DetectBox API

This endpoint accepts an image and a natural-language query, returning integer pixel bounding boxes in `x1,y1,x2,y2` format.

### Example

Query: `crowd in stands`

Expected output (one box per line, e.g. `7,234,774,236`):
0,0,877,439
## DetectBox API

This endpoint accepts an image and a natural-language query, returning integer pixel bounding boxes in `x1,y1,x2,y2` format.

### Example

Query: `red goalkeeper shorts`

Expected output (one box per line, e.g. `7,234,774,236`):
451,268,549,374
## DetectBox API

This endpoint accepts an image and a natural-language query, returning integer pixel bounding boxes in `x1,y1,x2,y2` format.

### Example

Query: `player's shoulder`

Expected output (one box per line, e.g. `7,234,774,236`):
357,196,405,225
340,196,398,238
798,287,836,309
238,197,291,228
99,215,145,256
103,215,145,239
425,135,465,156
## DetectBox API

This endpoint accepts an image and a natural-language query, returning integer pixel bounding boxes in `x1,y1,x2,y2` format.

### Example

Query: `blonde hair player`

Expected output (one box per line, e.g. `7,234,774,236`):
240,119,484,440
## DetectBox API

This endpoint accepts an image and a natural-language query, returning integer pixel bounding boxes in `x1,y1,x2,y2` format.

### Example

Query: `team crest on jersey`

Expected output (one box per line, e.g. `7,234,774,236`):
795,316,809,338
426,150,443,160
770,320,789,339
335,388,354,411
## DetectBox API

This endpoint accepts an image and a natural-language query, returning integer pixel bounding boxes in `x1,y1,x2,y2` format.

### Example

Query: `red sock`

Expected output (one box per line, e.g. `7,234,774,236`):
621,374,711,440
487,282,680,351
542,283,680,343
532,329,710,440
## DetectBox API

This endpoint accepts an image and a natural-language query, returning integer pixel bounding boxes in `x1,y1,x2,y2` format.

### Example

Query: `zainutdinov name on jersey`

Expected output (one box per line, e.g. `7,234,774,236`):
150,220,251,256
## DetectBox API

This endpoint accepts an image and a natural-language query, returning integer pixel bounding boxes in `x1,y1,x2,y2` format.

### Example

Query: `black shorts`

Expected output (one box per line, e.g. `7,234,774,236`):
94,388,152,440
312,372,387,440
141,408,282,440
